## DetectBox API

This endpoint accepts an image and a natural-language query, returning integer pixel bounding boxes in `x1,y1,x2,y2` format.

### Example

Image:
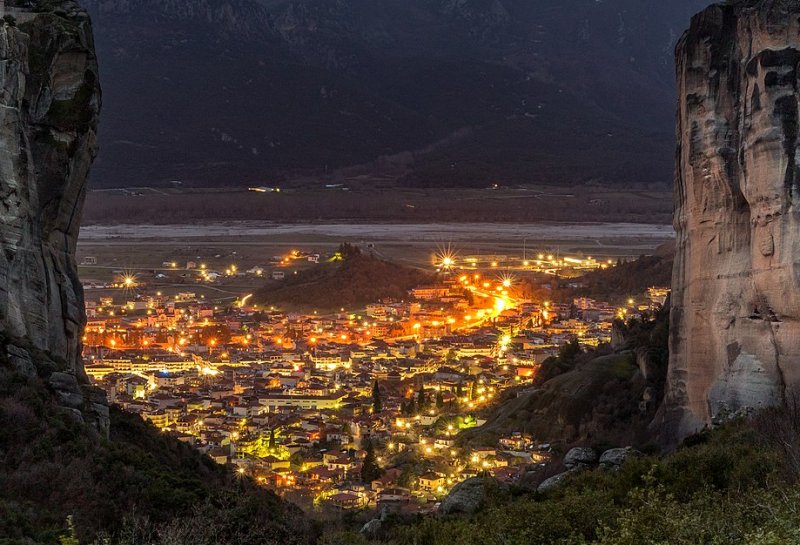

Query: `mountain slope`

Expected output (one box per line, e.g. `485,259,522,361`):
0,366,313,544
83,0,711,188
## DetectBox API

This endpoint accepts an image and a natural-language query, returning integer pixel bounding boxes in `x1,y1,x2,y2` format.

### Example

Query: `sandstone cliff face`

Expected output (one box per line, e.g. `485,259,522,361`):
661,0,800,441
0,1,104,430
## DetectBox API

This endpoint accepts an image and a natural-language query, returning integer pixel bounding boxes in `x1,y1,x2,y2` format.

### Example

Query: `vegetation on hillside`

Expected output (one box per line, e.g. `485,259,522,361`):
463,305,670,448
555,251,674,305
325,412,800,545
0,367,314,545
255,244,433,311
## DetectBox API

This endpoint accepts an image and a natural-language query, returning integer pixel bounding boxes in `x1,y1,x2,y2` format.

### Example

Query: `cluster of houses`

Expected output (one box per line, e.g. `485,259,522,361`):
82,257,667,512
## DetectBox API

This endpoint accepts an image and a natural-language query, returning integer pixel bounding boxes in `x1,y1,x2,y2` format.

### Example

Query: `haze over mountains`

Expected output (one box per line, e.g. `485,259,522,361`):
83,0,711,188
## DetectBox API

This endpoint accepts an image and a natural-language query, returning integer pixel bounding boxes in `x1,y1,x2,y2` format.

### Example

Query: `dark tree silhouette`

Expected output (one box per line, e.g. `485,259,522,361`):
360,437,383,483
372,380,383,413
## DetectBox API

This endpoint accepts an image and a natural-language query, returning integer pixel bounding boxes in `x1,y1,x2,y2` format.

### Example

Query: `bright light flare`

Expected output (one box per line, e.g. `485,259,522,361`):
434,242,458,272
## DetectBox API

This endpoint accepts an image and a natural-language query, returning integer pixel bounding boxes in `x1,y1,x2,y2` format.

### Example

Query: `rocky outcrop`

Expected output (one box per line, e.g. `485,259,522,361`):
0,1,104,431
537,446,640,492
563,447,598,470
439,477,506,515
537,471,572,493
661,0,800,442
599,447,641,470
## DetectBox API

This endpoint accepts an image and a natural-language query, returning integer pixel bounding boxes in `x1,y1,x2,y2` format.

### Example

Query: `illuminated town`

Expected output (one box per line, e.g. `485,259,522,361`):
83,245,668,515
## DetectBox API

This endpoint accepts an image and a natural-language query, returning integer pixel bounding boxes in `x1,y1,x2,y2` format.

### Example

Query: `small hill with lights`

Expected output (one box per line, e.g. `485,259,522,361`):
255,244,434,312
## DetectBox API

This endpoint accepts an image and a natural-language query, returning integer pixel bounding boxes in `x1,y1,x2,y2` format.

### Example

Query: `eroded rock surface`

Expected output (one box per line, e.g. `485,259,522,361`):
0,0,103,431
660,0,800,442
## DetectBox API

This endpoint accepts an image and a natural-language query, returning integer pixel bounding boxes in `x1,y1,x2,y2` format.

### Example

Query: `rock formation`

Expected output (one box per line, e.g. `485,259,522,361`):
0,1,104,430
439,477,506,515
661,0,800,441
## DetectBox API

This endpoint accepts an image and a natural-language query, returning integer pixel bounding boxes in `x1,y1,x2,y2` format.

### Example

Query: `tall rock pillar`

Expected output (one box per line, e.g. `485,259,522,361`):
0,1,103,430
660,0,800,441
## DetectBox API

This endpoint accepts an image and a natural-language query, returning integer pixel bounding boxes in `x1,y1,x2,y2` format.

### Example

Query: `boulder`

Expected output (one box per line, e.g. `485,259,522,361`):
440,477,501,515
599,447,641,470
564,447,598,469
537,471,572,493
360,518,382,538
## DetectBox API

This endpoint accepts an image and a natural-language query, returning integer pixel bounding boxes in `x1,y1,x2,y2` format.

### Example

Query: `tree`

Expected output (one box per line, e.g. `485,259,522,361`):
417,384,427,411
456,382,464,398
338,242,362,259
408,396,416,416
397,464,417,489
360,437,383,483
436,391,445,409
558,336,582,363
470,381,478,401
372,380,383,413
268,428,276,450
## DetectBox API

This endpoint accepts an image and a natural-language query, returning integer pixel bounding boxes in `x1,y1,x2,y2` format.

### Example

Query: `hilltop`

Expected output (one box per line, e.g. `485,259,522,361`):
255,245,434,311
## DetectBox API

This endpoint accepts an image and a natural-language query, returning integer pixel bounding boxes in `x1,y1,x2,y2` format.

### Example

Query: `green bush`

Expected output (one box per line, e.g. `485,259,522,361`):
373,420,798,545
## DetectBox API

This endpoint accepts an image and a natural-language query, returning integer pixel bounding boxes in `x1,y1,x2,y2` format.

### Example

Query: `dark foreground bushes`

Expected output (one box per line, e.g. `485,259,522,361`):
324,415,800,545
0,368,314,545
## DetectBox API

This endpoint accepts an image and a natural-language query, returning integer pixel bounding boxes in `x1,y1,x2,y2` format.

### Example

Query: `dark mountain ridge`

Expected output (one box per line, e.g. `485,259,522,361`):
82,0,711,187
